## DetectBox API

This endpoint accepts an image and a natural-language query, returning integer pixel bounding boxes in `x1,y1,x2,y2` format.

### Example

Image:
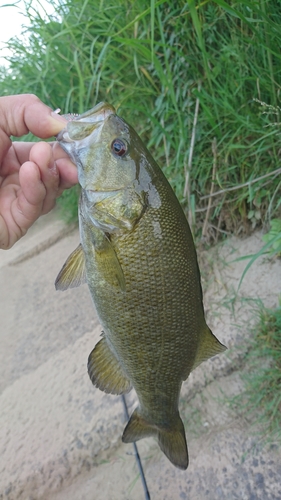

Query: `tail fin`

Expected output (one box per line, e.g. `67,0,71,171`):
122,408,188,470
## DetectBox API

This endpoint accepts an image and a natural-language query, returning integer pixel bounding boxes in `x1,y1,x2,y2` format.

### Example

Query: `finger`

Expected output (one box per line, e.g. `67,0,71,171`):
53,142,78,192
4,140,74,171
29,141,78,198
28,142,60,214
0,94,67,137
15,161,46,231
0,142,37,177
2,141,78,195
0,94,67,162
55,159,79,193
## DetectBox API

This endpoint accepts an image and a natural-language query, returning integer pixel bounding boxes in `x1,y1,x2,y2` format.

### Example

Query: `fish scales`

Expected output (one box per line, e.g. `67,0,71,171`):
87,183,200,403
55,102,226,469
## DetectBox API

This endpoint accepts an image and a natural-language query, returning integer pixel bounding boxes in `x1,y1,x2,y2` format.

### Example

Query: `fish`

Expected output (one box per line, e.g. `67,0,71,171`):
55,102,226,470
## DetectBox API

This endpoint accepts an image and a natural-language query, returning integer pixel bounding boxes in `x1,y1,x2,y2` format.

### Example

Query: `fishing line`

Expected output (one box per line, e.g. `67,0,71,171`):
121,395,151,500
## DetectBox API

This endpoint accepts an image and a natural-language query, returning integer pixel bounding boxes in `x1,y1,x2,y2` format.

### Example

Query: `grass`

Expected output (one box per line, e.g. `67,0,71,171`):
57,184,81,223
262,218,281,257
231,304,281,445
232,217,281,288
0,0,280,234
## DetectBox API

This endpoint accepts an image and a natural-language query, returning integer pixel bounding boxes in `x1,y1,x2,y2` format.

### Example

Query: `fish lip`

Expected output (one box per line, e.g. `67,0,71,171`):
56,102,115,143
56,129,72,143
78,102,115,122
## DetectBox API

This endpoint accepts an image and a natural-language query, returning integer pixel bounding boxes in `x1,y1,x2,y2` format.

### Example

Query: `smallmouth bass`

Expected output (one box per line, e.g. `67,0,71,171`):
55,102,226,470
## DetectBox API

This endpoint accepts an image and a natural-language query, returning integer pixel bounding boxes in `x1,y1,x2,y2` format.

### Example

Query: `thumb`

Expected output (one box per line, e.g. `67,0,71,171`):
0,94,67,140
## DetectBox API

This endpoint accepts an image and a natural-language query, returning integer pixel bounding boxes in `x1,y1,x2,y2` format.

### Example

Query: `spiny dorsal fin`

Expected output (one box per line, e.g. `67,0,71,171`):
122,408,188,470
191,326,227,372
55,244,86,291
88,336,132,395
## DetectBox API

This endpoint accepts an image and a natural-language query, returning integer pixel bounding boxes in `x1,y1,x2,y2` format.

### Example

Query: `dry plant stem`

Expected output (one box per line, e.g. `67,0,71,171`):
209,223,232,236
200,167,281,201
213,211,227,243
195,204,217,213
266,180,281,221
184,82,201,227
202,137,217,240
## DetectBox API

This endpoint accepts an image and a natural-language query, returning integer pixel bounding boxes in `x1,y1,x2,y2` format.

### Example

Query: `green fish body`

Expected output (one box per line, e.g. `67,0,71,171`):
56,102,226,470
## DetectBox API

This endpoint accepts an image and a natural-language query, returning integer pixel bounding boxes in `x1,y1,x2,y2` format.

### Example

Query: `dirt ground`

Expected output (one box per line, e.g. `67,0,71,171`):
0,210,280,500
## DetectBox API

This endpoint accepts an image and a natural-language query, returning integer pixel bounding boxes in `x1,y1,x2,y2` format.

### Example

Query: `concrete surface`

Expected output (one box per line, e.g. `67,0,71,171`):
0,210,280,500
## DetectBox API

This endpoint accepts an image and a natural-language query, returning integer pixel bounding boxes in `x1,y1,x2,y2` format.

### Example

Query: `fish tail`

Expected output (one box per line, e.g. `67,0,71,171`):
122,408,188,470
157,414,188,470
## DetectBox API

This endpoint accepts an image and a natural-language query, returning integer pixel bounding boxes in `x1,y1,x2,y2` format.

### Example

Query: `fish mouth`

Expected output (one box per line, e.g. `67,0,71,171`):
76,102,116,122
56,102,116,143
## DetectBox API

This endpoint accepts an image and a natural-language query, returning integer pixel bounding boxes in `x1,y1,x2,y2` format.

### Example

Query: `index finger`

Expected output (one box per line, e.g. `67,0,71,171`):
0,94,67,138
0,94,67,163
10,141,72,166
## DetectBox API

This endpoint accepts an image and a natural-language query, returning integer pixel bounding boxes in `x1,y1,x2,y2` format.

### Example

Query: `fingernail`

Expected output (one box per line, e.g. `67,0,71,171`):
51,111,68,123
49,112,68,134
48,160,58,174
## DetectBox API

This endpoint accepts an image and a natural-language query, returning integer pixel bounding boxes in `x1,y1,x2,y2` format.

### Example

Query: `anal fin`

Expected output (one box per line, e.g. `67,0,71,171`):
88,336,132,395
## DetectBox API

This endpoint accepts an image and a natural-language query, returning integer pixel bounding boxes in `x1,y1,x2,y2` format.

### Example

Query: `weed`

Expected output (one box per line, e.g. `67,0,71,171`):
232,305,281,445
0,0,280,235
262,218,281,257
236,218,281,287
57,184,81,223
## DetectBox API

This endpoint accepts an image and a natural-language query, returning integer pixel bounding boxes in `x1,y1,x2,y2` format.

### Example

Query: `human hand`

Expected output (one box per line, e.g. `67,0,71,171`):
0,94,78,249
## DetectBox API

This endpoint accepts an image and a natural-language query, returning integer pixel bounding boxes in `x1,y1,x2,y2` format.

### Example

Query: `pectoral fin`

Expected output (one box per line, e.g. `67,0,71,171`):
88,335,132,395
55,244,86,291
191,326,227,372
90,227,126,292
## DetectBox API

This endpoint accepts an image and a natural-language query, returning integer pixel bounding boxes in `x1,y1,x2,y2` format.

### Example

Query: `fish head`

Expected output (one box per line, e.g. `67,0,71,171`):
56,102,149,193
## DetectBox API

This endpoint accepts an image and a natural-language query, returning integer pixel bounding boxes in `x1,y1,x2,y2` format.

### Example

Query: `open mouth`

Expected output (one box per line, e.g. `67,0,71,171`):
56,102,116,143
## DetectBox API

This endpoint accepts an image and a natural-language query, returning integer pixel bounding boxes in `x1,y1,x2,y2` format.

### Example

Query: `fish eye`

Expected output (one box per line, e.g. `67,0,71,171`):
111,138,127,157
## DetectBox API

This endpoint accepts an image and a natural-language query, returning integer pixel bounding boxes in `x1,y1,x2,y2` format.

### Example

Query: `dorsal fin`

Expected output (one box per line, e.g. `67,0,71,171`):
55,244,86,291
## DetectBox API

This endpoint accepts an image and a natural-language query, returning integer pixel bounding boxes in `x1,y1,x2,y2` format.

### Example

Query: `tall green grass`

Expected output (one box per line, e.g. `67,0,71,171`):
0,0,280,233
